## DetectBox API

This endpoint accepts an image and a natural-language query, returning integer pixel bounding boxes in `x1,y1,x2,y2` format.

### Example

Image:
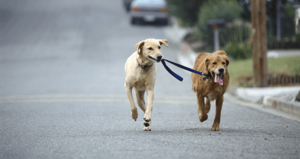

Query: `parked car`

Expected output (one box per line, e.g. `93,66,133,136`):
123,0,133,12
130,0,169,25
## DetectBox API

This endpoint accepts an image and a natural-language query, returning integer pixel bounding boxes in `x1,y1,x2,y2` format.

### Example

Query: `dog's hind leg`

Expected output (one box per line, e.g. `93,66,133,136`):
212,96,223,131
134,88,146,113
205,97,211,113
125,85,138,121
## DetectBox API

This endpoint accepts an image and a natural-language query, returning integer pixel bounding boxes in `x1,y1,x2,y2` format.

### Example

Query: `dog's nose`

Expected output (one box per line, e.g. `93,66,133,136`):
219,68,224,73
157,55,162,61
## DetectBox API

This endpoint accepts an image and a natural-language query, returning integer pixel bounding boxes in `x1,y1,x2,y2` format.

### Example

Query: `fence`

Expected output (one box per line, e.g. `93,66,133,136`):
268,39,300,49
268,74,300,86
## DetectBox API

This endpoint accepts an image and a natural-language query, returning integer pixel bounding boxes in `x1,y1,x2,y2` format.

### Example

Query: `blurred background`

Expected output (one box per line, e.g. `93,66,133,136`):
1,0,300,93
167,0,300,51
165,0,300,87
0,0,174,97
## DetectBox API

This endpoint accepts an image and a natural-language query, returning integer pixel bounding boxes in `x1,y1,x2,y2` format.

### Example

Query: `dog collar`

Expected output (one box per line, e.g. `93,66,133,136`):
137,59,153,71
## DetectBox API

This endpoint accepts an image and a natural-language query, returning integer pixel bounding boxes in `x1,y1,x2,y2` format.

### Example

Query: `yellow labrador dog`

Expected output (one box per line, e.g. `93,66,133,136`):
124,38,168,131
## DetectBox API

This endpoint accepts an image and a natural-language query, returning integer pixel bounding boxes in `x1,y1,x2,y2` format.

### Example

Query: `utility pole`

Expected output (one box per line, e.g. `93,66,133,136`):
251,0,268,87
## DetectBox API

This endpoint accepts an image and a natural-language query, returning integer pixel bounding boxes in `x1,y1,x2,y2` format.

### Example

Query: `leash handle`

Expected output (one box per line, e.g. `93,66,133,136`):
161,58,203,82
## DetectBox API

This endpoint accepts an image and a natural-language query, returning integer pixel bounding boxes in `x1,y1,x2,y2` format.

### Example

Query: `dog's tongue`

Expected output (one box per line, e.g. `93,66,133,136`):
214,74,223,85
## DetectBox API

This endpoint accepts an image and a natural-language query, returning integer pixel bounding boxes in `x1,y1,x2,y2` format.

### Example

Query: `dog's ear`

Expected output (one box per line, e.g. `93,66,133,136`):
224,56,230,67
135,41,145,55
205,56,211,71
158,39,168,47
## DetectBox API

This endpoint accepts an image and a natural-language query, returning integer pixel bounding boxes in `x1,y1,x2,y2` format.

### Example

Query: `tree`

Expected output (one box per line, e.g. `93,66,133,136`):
251,0,268,87
167,0,206,26
237,0,295,38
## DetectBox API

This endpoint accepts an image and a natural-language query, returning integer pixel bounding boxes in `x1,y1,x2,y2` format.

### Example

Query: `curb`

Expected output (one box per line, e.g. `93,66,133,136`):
264,96,300,119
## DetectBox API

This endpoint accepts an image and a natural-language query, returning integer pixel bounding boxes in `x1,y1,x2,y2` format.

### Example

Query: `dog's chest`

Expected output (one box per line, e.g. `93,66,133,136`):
206,86,224,100
133,73,150,91
134,80,146,90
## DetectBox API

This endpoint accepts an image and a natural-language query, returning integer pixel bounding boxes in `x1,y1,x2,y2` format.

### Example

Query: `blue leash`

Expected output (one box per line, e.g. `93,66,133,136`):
161,58,204,82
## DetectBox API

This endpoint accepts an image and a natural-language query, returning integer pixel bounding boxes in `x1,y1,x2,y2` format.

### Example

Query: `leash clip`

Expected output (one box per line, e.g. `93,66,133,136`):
202,71,210,81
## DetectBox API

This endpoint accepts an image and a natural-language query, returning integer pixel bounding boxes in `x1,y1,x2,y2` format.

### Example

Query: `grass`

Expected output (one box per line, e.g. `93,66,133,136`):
228,56,300,86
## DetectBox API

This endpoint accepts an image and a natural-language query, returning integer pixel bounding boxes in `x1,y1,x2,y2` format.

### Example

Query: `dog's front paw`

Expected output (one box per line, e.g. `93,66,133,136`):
211,126,220,131
143,118,151,131
199,114,208,122
131,109,138,121
211,123,220,131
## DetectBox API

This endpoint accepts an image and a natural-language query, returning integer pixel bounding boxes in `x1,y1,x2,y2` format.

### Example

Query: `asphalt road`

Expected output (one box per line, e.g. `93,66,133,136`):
0,0,300,158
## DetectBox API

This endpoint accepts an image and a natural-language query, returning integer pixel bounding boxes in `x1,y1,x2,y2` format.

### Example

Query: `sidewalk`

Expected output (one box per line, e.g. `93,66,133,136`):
165,16,300,121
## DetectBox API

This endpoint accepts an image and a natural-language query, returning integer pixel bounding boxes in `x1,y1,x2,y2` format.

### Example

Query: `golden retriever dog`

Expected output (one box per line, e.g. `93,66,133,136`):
191,50,230,131
124,38,168,131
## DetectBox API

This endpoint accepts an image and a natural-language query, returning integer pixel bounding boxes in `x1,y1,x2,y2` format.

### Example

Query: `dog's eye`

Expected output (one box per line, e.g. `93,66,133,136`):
158,46,161,49
222,62,226,65
148,47,153,50
213,62,217,65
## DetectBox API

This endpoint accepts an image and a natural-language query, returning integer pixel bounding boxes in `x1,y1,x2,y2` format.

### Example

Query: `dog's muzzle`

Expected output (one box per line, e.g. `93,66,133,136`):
212,68,225,85
148,55,162,62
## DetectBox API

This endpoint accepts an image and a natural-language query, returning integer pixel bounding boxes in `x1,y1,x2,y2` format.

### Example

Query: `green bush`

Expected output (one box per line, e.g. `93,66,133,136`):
223,42,252,60
220,23,251,44
197,0,243,51
167,0,205,26
220,21,252,60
